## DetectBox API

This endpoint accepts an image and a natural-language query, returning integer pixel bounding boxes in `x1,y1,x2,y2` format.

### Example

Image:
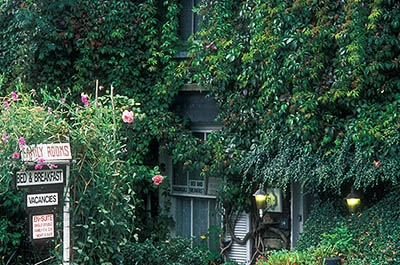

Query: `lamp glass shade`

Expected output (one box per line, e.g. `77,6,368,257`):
253,189,267,209
346,198,360,207
345,192,361,213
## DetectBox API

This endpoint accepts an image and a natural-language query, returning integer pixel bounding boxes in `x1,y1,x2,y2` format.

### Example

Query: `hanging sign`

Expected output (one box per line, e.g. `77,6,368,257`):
31,213,55,240
16,168,64,187
26,192,59,208
22,143,72,161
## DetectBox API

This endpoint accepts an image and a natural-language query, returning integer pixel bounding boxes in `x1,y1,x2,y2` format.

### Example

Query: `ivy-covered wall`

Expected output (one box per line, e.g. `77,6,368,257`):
189,0,400,199
2,0,400,263
0,0,205,264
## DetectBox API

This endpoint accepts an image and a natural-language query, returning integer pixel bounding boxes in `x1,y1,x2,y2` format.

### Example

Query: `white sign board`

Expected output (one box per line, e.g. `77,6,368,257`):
32,214,55,239
27,193,59,208
22,143,72,161
16,169,63,187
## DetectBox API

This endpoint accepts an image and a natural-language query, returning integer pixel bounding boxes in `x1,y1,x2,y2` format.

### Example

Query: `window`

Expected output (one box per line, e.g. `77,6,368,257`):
179,0,201,41
174,197,220,249
171,130,220,196
170,128,222,250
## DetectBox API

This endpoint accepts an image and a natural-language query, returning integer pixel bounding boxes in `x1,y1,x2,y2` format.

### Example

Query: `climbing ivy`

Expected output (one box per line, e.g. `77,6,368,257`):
3,0,400,262
0,1,204,263
189,0,400,201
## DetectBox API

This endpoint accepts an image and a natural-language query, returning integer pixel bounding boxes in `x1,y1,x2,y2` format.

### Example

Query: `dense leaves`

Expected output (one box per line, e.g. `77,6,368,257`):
3,0,400,263
0,0,216,263
0,82,184,264
122,237,219,265
189,0,400,199
295,189,400,264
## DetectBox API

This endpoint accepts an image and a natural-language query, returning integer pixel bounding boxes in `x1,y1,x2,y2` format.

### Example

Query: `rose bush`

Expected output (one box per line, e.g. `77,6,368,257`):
0,78,166,264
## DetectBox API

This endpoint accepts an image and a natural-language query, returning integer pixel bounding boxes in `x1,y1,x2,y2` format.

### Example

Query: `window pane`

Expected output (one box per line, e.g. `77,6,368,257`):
193,198,209,245
175,197,191,238
208,200,221,251
194,0,201,33
189,168,205,193
173,162,187,186
189,168,203,181
179,0,193,41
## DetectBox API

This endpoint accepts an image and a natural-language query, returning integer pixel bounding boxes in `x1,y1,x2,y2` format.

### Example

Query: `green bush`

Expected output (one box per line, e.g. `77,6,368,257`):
0,83,167,264
296,199,346,251
255,249,314,265
123,237,218,265
294,189,400,264
345,189,400,264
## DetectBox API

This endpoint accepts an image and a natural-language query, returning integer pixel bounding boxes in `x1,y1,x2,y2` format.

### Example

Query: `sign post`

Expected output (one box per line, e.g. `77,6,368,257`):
63,164,71,265
18,143,72,265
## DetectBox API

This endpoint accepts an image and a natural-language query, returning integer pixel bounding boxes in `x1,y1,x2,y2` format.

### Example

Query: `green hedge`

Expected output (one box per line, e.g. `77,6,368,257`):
296,199,346,251
122,237,220,265
296,189,400,264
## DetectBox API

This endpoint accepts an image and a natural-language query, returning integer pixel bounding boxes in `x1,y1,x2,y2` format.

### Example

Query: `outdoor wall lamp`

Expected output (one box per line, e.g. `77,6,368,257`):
253,187,267,218
345,191,361,214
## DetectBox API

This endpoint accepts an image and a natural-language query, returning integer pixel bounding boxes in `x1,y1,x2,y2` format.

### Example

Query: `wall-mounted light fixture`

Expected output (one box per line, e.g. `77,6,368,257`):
253,187,267,218
345,191,361,214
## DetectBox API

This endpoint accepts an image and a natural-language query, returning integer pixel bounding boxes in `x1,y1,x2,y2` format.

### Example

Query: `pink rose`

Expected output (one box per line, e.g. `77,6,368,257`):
35,164,43,170
122,110,134,123
13,152,20,159
152,174,164,185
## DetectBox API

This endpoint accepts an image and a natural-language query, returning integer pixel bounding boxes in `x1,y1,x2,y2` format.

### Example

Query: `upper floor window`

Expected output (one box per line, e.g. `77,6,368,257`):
179,0,201,42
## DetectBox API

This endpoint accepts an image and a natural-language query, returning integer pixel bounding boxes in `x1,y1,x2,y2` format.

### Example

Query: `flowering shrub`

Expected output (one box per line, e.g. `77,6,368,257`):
0,78,168,264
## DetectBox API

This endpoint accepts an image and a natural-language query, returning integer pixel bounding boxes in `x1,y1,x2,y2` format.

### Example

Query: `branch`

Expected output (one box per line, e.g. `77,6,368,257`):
110,85,117,144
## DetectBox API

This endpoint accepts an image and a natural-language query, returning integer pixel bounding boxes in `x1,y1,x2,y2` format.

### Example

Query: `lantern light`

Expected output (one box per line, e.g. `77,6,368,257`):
345,191,361,214
253,187,267,218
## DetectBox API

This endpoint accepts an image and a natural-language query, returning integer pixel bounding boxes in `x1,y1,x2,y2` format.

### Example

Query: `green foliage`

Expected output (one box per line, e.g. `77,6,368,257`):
0,190,31,265
122,237,220,265
255,249,315,265
0,0,182,102
320,225,355,255
0,1,219,262
295,189,400,264
188,0,400,201
296,199,346,250
0,81,171,264
3,0,400,263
